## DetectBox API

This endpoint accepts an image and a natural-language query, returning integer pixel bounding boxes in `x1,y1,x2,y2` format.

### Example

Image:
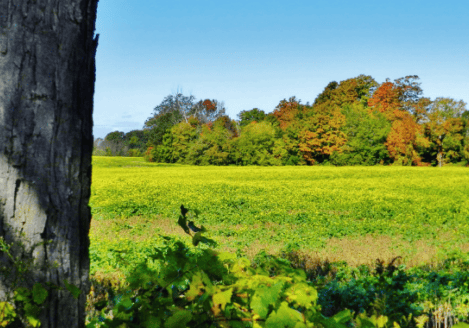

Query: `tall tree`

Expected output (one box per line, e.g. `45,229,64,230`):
190,98,226,124
424,97,468,166
0,0,98,326
368,79,429,165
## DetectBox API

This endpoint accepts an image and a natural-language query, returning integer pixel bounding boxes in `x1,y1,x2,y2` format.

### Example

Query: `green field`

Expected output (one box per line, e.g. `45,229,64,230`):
89,156,469,276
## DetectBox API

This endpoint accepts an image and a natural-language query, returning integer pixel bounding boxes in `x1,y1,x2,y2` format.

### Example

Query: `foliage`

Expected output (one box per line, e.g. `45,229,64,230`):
0,230,82,327
237,108,268,128
423,98,468,166
297,107,347,164
143,110,184,148
186,118,234,165
330,103,391,165
230,121,281,166
168,117,201,164
84,205,403,327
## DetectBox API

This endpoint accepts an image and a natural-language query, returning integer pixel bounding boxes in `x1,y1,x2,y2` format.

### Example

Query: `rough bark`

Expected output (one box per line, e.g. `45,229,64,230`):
0,0,98,326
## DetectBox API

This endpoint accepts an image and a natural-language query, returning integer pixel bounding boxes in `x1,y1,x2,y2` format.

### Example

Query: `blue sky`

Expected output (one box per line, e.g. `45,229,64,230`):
92,0,469,140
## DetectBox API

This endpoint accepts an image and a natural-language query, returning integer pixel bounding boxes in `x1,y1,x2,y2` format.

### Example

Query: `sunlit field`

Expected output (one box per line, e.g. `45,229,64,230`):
89,156,469,279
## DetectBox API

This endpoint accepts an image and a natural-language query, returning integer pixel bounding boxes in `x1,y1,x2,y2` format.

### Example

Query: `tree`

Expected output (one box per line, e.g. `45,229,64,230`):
231,121,281,166
330,103,391,165
237,108,267,128
0,0,98,326
144,110,184,148
103,131,129,156
313,75,378,110
186,118,233,165
297,108,347,164
424,97,468,166
190,98,226,125
168,116,201,164
368,78,430,165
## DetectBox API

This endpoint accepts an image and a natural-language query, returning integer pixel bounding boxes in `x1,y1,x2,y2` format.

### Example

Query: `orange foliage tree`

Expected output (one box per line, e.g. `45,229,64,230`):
368,78,429,165
297,109,347,164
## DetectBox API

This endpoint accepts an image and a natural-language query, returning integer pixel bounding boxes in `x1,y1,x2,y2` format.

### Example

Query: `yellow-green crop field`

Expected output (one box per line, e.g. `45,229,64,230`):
89,156,469,279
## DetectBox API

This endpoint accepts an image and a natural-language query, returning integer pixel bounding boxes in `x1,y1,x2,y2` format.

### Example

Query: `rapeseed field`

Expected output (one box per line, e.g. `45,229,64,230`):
89,156,469,277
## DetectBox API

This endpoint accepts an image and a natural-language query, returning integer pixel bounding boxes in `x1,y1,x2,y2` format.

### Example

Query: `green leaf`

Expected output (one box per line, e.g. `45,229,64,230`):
14,287,31,301
251,282,284,319
185,271,205,301
26,315,41,327
265,301,303,328
212,288,233,311
285,282,318,310
32,283,48,304
64,279,82,299
164,309,192,328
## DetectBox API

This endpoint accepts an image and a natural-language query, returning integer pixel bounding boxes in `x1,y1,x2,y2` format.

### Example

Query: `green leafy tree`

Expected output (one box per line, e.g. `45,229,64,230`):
123,129,148,156
186,118,233,165
144,110,184,148
231,121,282,166
424,97,468,166
237,108,267,128
331,103,391,165
169,117,201,164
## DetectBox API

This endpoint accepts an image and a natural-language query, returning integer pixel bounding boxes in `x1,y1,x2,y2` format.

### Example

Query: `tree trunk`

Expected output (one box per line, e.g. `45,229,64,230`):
0,0,98,326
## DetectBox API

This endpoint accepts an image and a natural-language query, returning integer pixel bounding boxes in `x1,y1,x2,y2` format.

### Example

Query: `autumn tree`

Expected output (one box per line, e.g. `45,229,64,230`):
270,97,308,165
297,108,347,164
313,75,378,110
424,97,468,166
190,98,226,125
0,0,98,326
367,77,430,165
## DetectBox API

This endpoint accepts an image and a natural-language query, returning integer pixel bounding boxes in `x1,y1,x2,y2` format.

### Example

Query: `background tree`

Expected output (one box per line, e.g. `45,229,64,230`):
0,0,98,326
167,116,201,164
93,137,106,156
189,98,226,125
330,103,391,165
186,118,233,165
144,110,184,148
231,121,281,166
423,97,468,166
368,77,429,165
103,131,129,156
237,108,267,128
297,108,347,164
149,91,198,124
123,129,149,156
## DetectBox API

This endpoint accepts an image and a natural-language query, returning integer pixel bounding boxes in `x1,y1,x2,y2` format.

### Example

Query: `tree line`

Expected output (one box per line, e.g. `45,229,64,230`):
94,75,469,167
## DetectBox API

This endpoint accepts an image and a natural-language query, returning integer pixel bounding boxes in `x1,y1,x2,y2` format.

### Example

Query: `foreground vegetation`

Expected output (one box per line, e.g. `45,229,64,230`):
79,156,469,327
